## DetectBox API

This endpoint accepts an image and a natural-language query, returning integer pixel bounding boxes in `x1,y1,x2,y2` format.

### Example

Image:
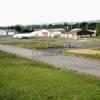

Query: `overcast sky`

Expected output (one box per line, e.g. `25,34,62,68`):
0,0,100,26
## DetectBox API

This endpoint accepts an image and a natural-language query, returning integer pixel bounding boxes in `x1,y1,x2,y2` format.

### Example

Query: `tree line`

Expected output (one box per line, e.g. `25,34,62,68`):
0,22,100,35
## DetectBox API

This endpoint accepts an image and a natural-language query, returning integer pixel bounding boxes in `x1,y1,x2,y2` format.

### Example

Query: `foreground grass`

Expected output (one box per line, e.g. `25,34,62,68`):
0,51,100,99
65,48,100,60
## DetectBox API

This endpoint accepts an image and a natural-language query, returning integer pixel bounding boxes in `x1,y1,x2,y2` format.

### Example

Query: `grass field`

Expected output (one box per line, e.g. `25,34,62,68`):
0,51,100,100
65,48,100,60
0,37,100,49
78,37,100,44
0,38,65,49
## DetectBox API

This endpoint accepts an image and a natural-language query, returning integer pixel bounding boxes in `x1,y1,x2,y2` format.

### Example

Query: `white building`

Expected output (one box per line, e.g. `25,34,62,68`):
48,28,66,38
33,29,51,37
33,28,66,38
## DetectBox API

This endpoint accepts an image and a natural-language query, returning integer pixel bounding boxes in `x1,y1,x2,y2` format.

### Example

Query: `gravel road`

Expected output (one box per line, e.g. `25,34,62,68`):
0,44,100,77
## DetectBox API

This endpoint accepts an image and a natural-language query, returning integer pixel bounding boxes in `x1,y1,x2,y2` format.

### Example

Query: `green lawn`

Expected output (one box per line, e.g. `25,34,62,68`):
0,51,100,100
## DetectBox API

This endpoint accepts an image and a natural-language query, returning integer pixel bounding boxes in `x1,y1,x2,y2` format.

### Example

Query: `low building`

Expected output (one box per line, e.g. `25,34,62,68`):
33,28,66,38
33,29,50,37
48,28,66,38
66,29,96,39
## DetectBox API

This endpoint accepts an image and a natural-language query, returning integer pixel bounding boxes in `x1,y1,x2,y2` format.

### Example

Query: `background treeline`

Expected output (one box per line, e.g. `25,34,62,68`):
0,22,100,35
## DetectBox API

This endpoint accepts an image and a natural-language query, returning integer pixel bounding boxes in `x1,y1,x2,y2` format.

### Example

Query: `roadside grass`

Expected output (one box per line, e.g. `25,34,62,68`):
0,39,64,49
92,48,100,51
65,48,100,60
0,37,100,48
0,38,65,49
0,51,100,100
82,37,100,43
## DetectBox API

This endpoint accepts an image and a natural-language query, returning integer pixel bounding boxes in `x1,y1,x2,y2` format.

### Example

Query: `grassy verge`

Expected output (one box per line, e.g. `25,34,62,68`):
92,48,100,51
0,39,64,49
65,49,100,60
81,37,100,43
0,51,100,100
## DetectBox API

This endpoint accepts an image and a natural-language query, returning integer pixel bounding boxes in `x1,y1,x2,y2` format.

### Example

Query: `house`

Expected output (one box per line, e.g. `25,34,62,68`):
48,28,66,38
33,28,67,38
33,28,66,38
66,29,96,39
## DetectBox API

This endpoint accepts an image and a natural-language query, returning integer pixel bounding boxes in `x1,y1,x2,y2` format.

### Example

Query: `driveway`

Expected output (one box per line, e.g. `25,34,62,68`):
0,44,100,77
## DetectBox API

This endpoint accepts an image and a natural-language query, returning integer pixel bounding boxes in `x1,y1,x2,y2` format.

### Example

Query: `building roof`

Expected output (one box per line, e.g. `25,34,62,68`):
67,29,94,35
47,28,66,33
71,28,82,32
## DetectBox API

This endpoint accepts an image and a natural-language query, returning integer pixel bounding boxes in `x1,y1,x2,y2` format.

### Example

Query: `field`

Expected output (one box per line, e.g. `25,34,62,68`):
0,37,100,49
65,48,100,60
0,38,67,49
0,51,100,99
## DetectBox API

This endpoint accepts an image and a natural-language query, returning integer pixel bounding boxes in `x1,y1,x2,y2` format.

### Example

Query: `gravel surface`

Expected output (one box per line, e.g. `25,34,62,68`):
0,44,100,77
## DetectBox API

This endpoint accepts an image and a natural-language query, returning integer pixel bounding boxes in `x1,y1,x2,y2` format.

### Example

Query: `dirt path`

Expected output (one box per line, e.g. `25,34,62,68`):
0,44,100,77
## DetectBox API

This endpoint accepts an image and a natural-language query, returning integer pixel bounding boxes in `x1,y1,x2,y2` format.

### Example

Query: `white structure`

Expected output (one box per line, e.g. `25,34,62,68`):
13,29,51,39
33,29,51,37
33,29,66,38
13,28,67,39
48,28,66,38
13,33,34,38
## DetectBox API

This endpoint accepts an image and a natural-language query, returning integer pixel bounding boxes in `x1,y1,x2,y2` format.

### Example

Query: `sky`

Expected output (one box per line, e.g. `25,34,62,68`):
0,0,100,26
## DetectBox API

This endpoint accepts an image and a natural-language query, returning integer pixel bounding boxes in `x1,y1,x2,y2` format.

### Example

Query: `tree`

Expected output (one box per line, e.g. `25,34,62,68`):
79,22,88,30
48,24,54,28
41,24,48,29
15,25,23,33
96,23,100,36
88,23,96,30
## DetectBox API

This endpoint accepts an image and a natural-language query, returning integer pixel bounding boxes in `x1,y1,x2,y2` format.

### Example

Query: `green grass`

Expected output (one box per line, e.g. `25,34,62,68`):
0,51,100,100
